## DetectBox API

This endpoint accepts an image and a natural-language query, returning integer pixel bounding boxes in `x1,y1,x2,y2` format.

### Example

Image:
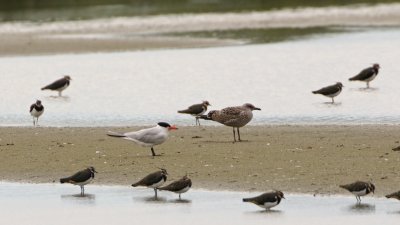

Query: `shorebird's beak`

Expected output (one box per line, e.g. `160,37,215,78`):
254,107,261,110
168,125,178,130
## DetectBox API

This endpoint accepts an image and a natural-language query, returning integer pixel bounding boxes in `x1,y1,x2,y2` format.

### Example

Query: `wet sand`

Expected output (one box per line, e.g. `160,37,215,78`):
1,125,399,196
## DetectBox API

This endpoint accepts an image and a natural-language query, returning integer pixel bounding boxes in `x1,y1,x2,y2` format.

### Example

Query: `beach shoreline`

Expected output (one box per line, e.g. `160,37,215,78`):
1,125,399,196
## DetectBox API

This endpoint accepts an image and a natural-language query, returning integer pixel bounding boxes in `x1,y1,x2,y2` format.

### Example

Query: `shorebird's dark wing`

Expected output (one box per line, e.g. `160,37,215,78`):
132,171,165,187
159,178,192,192
243,192,278,204
178,104,204,115
349,67,375,81
29,104,35,112
60,169,92,183
41,78,68,90
340,181,367,192
313,84,340,95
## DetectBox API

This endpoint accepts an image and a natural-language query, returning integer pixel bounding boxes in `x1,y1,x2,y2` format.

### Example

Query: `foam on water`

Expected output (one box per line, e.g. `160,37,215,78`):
1,3,400,34
1,28,400,126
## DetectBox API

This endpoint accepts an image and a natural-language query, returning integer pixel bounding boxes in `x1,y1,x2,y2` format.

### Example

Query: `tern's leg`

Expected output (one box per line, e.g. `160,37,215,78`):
237,128,241,142
151,147,157,157
232,127,236,142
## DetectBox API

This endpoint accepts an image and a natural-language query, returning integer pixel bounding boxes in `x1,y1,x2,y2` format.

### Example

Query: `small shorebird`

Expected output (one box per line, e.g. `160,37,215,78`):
29,100,44,126
386,191,400,201
339,181,375,203
41,75,72,97
349,64,380,88
199,103,261,142
312,82,343,103
158,175,192,200
107,122,177,157
60,167,97,196
178,101,211,126
132,168,168,198
243,190,285,210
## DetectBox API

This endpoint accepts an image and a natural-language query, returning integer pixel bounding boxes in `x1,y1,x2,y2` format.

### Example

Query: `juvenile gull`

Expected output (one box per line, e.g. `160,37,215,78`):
178,100,211,126
29,100,44,126
158,175,192,200
132,168,168,199
243,190,285,210
339,181,375,203
386,191,400,201
312,82,343,103
349,64,380,88
60,167,97,196
107,122,177,157
199,103,261,142
41,75,72,97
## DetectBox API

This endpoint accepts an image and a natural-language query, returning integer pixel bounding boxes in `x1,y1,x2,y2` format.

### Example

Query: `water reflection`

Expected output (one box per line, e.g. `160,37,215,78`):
61,193,96,204
1,183,399,225
347,203,376,214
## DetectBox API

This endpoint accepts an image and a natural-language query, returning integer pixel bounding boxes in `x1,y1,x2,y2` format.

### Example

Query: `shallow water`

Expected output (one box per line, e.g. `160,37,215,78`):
1,28,400,126
1,182,399,225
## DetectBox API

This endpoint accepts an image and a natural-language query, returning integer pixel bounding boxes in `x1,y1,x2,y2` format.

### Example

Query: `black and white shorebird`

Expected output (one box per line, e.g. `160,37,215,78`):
107,122,177,157
199,103,261,142
132,168,168,198
41,75,72,97
386,191,400,201
349,64,380,88
243,190,285,210
60,167,97,196
339,181,375,203
312,82,343,103
29,100,44,126
158,175,192,200
178,101,211,126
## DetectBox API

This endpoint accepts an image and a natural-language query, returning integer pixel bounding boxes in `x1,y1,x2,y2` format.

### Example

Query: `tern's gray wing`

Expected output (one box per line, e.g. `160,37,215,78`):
124,127,167,145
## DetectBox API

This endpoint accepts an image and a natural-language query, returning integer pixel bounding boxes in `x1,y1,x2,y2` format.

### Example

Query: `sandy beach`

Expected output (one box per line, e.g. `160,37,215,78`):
1,125,399,196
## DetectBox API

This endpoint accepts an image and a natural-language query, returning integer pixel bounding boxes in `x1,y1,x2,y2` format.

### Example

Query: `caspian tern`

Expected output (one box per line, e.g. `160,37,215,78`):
107,122,178,157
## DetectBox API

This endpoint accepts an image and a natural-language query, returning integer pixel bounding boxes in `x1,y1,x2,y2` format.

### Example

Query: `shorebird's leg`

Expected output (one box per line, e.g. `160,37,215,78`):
154,188,158,199
151,147,156,157
33,117,36,126
179,194,181,200
197,117,201,126
36,117,39,126
232,127,236,142
367,82,370,88
80,186,84,196
237,128,241,142
331,98,334,104
58,91,62,97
